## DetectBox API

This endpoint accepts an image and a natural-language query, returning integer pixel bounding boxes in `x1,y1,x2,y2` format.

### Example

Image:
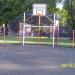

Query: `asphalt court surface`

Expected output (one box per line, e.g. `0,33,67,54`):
0,45,75,75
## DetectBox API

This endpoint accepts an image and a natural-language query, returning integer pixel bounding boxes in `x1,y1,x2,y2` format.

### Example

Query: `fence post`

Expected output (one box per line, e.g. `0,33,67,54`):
3,24,6,47
72,30,74,48
23,12,25,46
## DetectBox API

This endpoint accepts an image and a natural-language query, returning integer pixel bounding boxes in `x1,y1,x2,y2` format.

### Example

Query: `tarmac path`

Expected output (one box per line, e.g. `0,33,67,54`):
0,45,75,75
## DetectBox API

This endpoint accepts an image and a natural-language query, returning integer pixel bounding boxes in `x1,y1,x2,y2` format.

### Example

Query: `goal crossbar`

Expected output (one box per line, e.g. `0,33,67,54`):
24,26,53,28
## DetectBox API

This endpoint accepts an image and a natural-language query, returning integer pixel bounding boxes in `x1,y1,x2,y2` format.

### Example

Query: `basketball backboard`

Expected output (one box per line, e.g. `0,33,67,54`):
33,4,47,16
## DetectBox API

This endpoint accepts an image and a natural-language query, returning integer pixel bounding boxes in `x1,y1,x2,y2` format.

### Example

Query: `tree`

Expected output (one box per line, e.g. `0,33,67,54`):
56,9,69,26
0,0,62,35
0,0,61,26
0,0,23,25
64,0,75,29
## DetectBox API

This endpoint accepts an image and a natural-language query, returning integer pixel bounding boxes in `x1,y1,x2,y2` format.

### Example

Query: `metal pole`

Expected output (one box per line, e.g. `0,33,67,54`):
19,23,21,44
38,14,40,45
72,30,74,48
58,23,59,46
3,24,6,47
23,12,25,46
53,14,55,47
56,20,59,46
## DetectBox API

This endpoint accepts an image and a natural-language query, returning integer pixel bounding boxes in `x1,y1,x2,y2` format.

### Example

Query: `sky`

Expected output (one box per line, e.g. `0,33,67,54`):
56,0,65,9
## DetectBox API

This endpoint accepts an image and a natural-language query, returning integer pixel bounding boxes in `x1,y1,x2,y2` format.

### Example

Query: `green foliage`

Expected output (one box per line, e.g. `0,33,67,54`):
57,9,69,26
0,0,60,26
64,0,75,29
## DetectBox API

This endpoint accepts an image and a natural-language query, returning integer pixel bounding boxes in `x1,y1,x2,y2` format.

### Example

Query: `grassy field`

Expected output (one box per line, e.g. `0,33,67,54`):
0,36,75,47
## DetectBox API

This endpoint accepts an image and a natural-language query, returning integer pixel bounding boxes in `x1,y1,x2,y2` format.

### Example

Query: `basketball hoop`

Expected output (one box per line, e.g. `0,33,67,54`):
36,13,43,16
33,4,47,16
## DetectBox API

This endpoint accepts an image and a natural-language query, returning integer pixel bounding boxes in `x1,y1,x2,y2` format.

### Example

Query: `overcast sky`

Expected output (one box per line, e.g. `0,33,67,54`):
56,0,65,9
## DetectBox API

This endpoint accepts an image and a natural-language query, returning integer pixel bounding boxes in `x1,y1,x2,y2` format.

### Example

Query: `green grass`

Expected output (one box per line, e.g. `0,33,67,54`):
0,36,75,47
